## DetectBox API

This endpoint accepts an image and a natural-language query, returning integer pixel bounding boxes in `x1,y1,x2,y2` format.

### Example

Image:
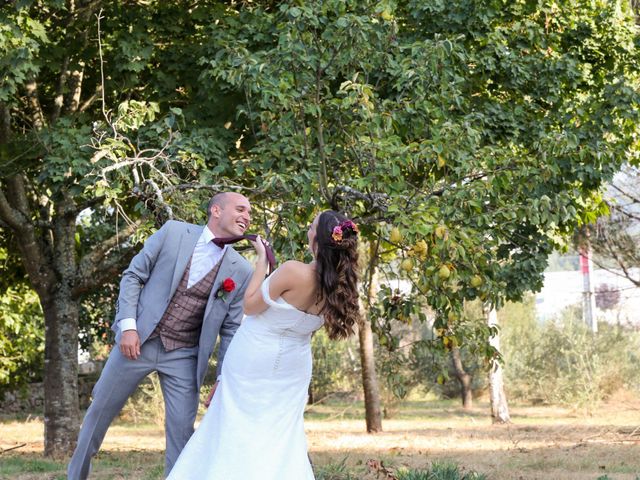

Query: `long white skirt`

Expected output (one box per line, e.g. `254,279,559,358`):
167,315,316,480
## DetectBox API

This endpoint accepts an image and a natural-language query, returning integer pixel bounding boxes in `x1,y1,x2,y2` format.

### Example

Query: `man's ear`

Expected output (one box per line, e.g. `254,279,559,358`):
210,204,221,219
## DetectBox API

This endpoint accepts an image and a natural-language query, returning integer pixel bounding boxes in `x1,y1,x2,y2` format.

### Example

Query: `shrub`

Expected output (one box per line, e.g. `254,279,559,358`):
311,329,360,402
501,302,640,407
0,285,44,394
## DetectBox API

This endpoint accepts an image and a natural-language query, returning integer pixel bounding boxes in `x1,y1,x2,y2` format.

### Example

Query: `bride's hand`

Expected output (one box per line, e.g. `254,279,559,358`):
250,235,268,264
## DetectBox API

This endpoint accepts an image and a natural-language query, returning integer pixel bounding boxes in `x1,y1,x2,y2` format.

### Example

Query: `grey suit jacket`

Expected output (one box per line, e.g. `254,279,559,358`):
112,220,253,387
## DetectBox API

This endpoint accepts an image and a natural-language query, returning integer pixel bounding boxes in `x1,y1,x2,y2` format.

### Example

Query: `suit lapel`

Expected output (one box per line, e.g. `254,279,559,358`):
201,248,240,334
208,247,239,303
170,225,203,294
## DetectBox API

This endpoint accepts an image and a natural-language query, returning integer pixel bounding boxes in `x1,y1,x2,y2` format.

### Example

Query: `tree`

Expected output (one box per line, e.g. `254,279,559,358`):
486,307,510,423
450,345,473,409
200,0,639,427
0,1,244,456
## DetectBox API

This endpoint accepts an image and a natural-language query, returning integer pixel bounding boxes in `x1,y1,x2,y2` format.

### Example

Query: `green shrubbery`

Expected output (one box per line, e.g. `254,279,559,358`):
396,462,487,480
311,330,361,402
0,285,44,394
501,300,640,407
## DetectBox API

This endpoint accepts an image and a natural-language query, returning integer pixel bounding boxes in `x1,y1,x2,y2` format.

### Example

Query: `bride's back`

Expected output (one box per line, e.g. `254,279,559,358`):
270,260,323,316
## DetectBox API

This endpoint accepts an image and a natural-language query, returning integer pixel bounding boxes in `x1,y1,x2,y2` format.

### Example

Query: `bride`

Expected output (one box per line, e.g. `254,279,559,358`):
167,210,361,480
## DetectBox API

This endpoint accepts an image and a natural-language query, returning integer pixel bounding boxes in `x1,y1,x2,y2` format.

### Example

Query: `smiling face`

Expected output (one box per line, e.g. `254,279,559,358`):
207,193,251,237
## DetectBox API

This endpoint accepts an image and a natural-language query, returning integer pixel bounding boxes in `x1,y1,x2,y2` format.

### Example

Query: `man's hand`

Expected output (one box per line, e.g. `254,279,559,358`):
204,381,219,408
120,330,141,360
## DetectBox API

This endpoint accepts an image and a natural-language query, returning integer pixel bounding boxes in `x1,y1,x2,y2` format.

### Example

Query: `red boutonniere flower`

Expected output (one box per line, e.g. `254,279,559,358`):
217,278,236,299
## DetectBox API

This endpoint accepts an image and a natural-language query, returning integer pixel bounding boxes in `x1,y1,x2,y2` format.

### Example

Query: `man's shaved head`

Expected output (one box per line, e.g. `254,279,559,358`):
208,193,229,218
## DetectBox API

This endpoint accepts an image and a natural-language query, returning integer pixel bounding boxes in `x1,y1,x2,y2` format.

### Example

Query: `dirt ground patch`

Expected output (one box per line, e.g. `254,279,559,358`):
1,398,639,479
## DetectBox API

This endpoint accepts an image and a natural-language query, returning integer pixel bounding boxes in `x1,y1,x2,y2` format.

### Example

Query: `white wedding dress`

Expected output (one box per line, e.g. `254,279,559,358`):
167,275,324,480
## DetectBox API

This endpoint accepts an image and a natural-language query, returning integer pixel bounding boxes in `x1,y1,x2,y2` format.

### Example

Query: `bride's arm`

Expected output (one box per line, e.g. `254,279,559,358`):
243,259,301,315
242,236,270,315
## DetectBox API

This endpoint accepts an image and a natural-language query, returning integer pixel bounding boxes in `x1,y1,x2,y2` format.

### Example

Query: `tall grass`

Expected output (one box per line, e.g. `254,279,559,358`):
396,462,487,480
315,460,487,480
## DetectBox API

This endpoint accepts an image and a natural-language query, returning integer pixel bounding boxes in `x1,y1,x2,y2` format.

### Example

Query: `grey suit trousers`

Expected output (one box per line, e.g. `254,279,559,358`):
67,337,199,479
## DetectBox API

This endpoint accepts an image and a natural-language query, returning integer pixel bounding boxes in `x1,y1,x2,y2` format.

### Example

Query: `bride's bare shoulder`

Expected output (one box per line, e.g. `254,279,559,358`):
275,260,315,284
278,260,314,275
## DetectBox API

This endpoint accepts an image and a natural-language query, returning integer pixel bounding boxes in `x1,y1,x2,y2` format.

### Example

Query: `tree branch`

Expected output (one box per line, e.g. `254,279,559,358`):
142,178,173,219
610,183,640,205
0,102,10,143
315,62,331,204
65,65,84,114
0,187,25,230
51,57,70,123
6,174,31,217
76,194,107,213
0,181,55,294
73,220,141,297
591,256,640,287
25,78,46,130
79,85,102,113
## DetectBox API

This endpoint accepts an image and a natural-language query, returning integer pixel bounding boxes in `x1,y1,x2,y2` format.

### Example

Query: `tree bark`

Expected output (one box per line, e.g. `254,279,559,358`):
451,346,473,409
41,293,80,457
42,198,83,456
486,307,510,424
358,243,383,432
358,314,383,432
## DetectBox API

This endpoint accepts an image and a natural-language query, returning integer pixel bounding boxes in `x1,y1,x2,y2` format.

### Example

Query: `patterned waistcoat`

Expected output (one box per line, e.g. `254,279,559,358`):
151,255,223,351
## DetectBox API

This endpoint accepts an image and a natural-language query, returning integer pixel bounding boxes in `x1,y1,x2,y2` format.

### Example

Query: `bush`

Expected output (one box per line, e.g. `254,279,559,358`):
501,301,640,407
311,329,360,402
0,285,44,394
120,372,166,426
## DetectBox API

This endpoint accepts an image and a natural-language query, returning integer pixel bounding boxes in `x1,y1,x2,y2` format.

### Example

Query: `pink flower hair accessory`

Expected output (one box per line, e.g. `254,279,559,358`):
331,220,359,244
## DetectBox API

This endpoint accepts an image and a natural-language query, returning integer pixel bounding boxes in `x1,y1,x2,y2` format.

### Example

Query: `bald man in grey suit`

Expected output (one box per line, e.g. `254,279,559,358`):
68,193,253,479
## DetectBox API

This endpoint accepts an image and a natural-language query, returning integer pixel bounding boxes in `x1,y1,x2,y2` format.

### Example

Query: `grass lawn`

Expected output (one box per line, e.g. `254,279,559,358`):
1,394,639,479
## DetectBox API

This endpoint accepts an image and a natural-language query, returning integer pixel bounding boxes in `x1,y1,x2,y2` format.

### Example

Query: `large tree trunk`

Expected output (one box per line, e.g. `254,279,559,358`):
451,346,473,409
0,179,83,456
41,294,80,457
486,307,510,424
43,204,82,456
358,243,382,432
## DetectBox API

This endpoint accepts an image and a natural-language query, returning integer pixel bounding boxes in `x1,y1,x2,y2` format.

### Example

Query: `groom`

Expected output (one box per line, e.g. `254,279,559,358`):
67,192,254,479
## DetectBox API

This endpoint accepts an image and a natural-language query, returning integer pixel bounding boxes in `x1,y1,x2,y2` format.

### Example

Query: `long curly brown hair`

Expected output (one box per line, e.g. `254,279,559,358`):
314,210,361,340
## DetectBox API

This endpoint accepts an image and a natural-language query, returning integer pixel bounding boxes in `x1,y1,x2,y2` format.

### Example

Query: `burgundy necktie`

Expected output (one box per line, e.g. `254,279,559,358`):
212,234,277,274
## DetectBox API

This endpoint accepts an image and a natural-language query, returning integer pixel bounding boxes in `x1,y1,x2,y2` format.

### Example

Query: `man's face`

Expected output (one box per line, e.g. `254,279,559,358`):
208,193,251,237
